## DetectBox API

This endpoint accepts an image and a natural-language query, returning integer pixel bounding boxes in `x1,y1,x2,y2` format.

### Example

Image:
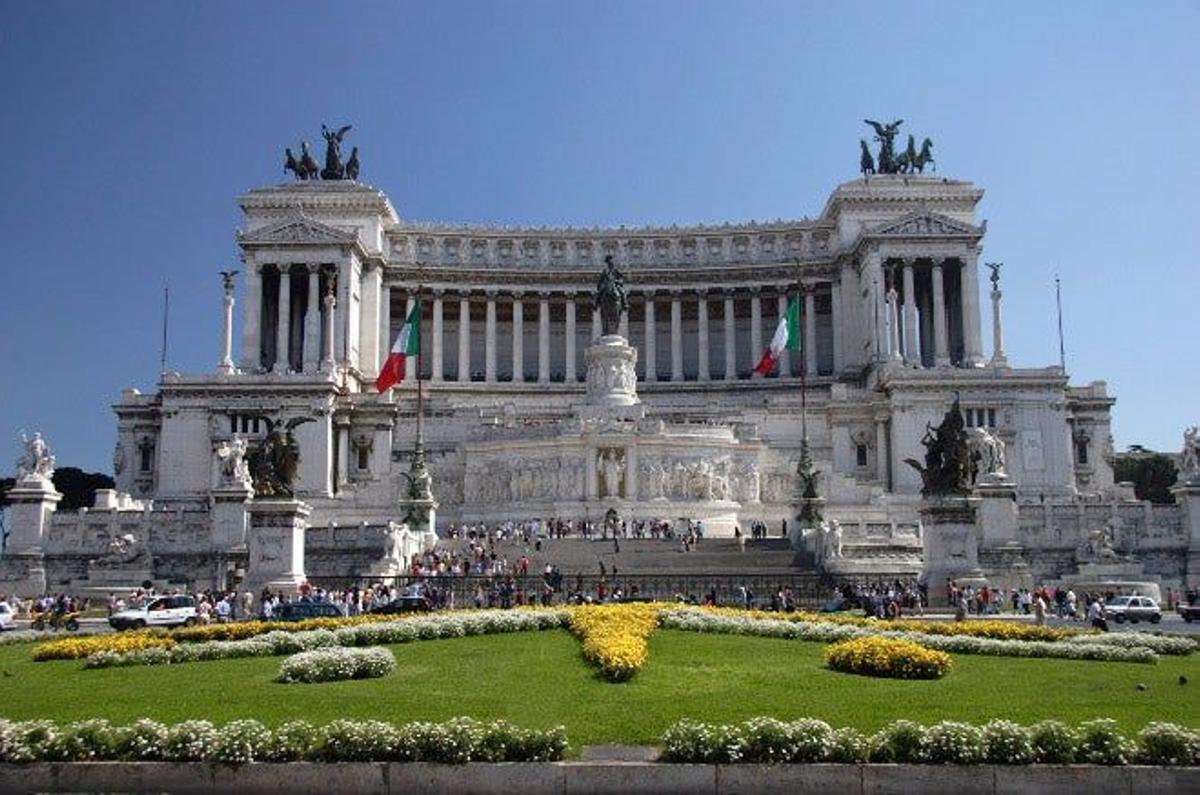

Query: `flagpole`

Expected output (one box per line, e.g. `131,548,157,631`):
1055,273,1066,374
415,269,424,451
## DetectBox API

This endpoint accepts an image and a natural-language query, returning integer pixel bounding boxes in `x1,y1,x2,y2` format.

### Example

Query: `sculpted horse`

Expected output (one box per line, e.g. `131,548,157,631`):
859,139,875,175
913,138,935,173
298,142,319,180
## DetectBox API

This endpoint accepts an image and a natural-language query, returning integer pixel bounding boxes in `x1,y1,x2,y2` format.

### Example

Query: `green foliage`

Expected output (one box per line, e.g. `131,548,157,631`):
1113,453,1178,504
0,467,115,512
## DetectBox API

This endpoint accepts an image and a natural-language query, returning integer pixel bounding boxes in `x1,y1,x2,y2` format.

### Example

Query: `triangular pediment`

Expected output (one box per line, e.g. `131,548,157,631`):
239,216,358,246
871,211,979,238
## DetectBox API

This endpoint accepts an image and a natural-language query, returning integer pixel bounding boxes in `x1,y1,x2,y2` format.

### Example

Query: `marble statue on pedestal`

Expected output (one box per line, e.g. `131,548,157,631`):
1181,426,1200,484
216,435,252,488
15,431,54,483
967,427,1008,483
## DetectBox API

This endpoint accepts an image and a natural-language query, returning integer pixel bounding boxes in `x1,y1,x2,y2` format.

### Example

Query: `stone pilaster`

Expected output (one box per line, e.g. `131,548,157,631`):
776,291,790,376
804,285,818,376
241,262,262,370
642,292,657,382
485,292,497,383
902,260,919,366
303,266,321,373
750,289,763,369
961,250,984,366
830,281,843,375
403,295,417,382
320,281,336,372
723,292,737,381
696,290,710,381
274,265,292,373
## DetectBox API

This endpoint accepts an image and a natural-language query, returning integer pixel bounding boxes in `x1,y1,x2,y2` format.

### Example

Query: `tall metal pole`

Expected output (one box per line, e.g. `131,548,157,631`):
1055,274,1067,374
159,285,170,378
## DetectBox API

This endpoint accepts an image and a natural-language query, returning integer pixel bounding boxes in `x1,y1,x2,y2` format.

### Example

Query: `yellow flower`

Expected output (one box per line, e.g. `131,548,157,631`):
824,636,951,679
32,632,175,662
565,603,662,681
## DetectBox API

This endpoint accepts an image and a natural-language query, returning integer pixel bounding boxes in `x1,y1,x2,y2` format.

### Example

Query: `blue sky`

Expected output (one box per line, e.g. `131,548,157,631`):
1,1,1196,473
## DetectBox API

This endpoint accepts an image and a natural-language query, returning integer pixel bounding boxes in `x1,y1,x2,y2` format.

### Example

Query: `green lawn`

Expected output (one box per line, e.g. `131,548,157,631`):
0,629,1196,747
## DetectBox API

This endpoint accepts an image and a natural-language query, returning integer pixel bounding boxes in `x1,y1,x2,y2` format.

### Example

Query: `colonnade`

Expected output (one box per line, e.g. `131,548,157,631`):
388,284,841,385
881,256,983,368
241,263,338,374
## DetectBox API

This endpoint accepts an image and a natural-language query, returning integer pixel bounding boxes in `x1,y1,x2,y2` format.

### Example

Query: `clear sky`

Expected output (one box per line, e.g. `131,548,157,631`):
1,1,1196,474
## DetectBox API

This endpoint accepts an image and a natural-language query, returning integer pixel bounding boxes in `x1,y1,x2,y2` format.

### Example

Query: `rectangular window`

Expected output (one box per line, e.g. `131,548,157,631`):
1076,441,1089,465
856,444,868,468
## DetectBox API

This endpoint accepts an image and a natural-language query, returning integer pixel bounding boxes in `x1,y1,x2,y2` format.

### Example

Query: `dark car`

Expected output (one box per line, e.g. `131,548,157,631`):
271,602,344,622
367,595,431,614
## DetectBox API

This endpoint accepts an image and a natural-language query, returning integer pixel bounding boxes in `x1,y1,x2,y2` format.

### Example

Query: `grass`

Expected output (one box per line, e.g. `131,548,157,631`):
0,629,1196,748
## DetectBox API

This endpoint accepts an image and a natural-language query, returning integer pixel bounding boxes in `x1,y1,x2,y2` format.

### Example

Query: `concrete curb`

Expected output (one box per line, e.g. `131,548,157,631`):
0,762,1194,794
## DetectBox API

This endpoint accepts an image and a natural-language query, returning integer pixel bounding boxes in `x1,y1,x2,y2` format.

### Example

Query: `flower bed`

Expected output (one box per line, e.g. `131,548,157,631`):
660,716,1200,766
706,607,1082,642
31,632,175,662
824,636,951,679
566,603,660,681
275,647,396,684
659,609,1159,663
82,611,568,669
0,717,567,763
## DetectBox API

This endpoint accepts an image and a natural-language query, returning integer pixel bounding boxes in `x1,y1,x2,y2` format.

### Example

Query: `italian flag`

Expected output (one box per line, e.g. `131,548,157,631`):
753,295,800,376
376,299,421,392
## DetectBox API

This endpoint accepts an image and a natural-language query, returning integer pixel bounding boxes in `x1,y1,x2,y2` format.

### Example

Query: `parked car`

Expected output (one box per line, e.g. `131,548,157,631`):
368,584,432,614
109,595,197,631
270,602,344,622
1104,595,1162,624
0,602,14,631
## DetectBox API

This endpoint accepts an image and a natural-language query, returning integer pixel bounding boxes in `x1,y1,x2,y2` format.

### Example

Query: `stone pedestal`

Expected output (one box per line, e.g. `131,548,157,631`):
242,498,310,598
0,477,61,598
1173,480,1200,588
585,335,639,408
919,496,986,606
210,483,254,552
975,476,1018,547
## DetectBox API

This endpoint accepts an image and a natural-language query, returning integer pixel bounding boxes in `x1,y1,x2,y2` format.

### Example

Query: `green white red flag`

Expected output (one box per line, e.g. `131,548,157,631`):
753,295,800,376
376,299,421,392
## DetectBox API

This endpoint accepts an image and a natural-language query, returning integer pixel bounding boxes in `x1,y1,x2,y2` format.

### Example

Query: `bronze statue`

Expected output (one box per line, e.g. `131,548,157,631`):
864,119,904,174
284,148,303,180
904,397,973,496
345,146,360,181
298,142,319,180
595,255,628,337
247,415,316,497
913,138,935,173
986,262,1002,291
320,124,352,180
859,140,875,175
219,270,239,294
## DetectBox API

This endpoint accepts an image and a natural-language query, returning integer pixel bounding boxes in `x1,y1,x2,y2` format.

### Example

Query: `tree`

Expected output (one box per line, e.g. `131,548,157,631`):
1113,453,1178,504
0,468,115,512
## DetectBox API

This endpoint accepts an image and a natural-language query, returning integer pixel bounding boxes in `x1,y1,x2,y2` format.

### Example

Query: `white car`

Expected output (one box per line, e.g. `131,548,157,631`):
1105,595,1162,624
109,595,197,631
0,602,14,631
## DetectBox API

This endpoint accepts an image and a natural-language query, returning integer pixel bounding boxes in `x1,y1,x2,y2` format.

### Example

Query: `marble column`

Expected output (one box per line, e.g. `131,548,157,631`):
485,292,497,383
990,275,1008,367
538,293,550,384
960,251,984,366
336,419,350,490
776,291,790,376
643,293,657,382
591,302,601,342
457,294,471,382
750,290,763,367
320,282,336,372
618,305,629,340
431,291,444,382
931,260,951,367
378,283,391,374
670,290,683,381
403,295,417,381
696,290,710,381
217,274,236,374
724,292,736,380
274,265,292,373
565,294,577,382
240,263,262,370
303,266,321,373
511,292,524,383
804,286,818,376
902,260,919,366
830,281,843,375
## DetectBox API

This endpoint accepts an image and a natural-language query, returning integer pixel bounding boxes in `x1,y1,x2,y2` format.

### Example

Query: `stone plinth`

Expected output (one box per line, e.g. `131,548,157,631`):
920,495,986,605
3,476,61,556
242,498,311,597
210,482,253,552
1173,480,1200,588
975,476,1018,547
585,335,639,408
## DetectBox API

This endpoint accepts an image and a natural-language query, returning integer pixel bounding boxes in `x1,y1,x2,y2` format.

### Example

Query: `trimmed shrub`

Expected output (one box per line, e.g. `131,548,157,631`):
1029,720,1077,764
1136,722,1200,766
263,720,322,762
870,720,927,763
210,719,270,764
163,720,219,762
981,719,1035,765
660,720,746,764
922,721,984,765
828,727,870,763
1075,719,1136,766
